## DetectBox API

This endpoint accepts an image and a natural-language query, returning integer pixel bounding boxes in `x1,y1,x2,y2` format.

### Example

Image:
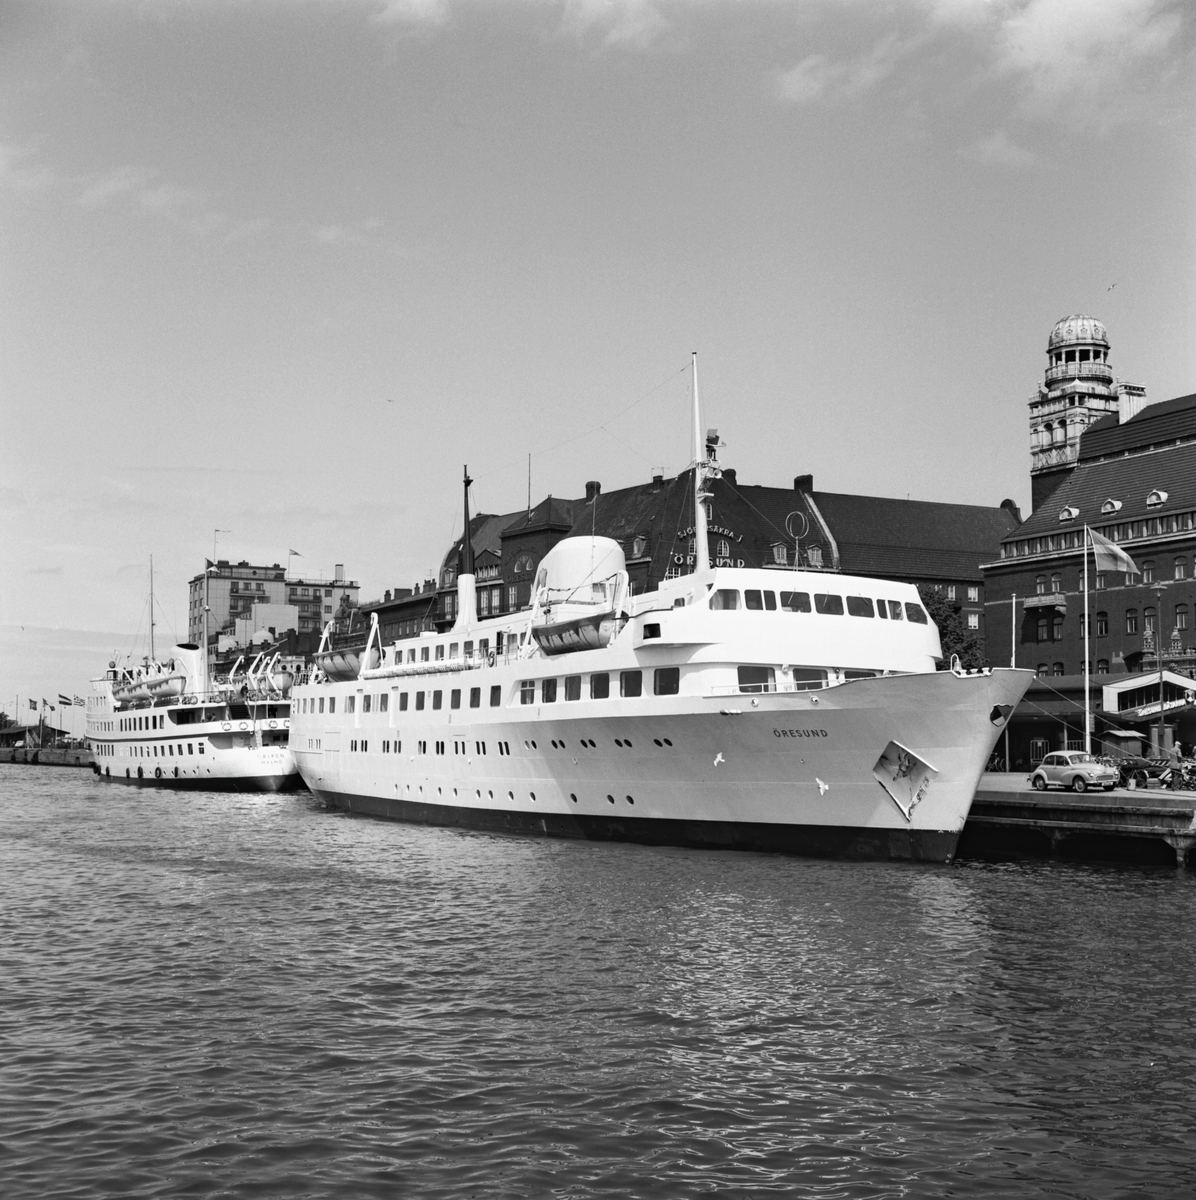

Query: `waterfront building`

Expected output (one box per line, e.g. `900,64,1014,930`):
362,469,1016,658
983,316,1196,758
187,560,360,646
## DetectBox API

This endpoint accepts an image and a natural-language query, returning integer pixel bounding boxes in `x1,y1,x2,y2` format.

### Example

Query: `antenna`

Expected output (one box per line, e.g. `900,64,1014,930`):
692,353,711,575
149,555,155,661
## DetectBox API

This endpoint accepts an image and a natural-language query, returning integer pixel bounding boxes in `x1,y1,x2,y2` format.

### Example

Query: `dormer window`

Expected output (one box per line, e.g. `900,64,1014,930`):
1058,506,1079,522
1146,489,1168,507
1100,498,1122,514
631,535,647,559
772,543,788,565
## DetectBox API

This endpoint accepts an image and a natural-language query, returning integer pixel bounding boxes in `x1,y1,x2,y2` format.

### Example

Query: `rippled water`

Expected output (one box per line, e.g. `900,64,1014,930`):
3,766,1196,1198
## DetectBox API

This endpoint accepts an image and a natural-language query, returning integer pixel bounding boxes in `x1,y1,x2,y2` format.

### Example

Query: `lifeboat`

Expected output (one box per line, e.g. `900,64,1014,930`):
528,536,630,657
315,644,380,682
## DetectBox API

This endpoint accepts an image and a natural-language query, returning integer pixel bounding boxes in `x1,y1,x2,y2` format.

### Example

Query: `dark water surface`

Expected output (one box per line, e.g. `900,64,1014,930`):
3,766,1195,1199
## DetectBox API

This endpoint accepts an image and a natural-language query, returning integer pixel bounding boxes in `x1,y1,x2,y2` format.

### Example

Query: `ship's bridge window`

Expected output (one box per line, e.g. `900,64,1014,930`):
876,600,888,618
590,672,610,700
654,667,680,696
887,601,903,620
738,666,774,693
814,594,844,615
846,597,874,618
710,589,740,610
744,590,778,611
791,668,827,691
781,591,811,613
905,603,929,624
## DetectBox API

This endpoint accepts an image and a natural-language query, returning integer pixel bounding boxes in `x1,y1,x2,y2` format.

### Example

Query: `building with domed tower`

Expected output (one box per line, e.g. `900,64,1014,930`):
982,316,1196,764
1029,315,1147,512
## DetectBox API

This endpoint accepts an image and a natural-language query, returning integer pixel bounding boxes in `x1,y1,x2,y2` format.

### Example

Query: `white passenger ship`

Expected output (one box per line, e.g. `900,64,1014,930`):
87,643,301,791
290,360,1031,861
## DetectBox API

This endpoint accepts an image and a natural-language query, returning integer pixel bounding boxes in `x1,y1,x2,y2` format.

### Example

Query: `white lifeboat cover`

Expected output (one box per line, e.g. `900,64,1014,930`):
534,537,626,603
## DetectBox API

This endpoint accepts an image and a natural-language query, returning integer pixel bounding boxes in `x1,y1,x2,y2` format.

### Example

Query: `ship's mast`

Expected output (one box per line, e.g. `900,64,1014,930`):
692,352,712,576
149,555,156,662
453,465,476,634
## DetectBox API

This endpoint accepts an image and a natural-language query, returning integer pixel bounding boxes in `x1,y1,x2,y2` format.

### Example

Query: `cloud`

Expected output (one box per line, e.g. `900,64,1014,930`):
371,0,452,25
967,127,1040,166
993,0,1185,113
77,166,156,209
776,34,915,105
29,566,64,576
560,0,670,48
0,144,59,192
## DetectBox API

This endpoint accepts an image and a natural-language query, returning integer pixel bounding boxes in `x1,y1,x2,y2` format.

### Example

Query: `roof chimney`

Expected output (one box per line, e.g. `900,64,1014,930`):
794,474,813,492
723,468,737,486
585,480,601,503
1116,381,1147,424
335,563,344,582
651,472,663,491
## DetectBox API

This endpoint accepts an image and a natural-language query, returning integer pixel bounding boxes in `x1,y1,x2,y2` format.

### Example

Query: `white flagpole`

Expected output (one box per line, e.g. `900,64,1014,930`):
1010,592,1016,668
1083,526,1092,755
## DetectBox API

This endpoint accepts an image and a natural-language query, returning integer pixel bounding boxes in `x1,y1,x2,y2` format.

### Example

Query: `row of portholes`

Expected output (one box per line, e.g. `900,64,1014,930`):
568,793,635,806
397,781,634,807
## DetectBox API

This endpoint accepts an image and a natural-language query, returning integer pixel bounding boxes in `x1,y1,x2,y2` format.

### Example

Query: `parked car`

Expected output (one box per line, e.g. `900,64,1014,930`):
1029,752,1119,793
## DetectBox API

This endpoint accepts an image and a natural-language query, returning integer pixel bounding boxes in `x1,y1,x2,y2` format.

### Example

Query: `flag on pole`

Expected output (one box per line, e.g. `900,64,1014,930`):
1089,528,1139,575
74,695,84,705
58,694,72,706
29,698,36,710
44,698,55,711
289,549,302,556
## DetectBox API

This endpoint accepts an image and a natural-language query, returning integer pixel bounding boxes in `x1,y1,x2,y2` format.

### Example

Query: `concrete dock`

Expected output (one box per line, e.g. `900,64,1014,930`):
961,773,1196,869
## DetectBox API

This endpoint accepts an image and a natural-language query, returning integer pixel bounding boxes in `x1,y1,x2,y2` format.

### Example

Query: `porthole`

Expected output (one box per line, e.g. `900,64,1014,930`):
624,739,633,748
488,790,494,800
663,738,673,747
530,792,536,802
531,740,537,749
615,738,623,747
476,789,482,799
508,791,514,800
653,738,662,747
570,793,578,803
607,794,615,804
626,796,635,805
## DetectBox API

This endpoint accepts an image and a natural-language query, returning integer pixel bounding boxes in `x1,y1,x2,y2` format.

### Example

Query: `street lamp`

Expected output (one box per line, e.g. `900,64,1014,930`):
1150,581,1168,754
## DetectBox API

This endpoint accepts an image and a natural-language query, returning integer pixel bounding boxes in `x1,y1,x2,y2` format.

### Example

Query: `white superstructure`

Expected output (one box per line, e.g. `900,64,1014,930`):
289,359,1031,861
87,643,300,792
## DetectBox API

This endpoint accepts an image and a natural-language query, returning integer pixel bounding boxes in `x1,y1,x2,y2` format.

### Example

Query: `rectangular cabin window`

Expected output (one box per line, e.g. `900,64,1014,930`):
565,676,581,701
590,673,610,700
888,601,903,620
469,687,481,708
479,638,489,656
490,685,501,707
449,643,458,659
876,600,888,618
379,694,388,713
421,647,429,662
328,698,336,714
318,697,325,713
415,691,425,711
905,603,929,624
745,590,764,610
450,689,461,710
654,667,680,696
432,690,443,710
711,589,740,610
815,594,844,616
520,680,535,705
408,649,416,663
463,641,473,658
763,591,777,610
542,679,557,703
780,591,811,613
362,695,371,713
399,693,409,711
620,670,643,698
738,666,774,693
791,668,827,691
346,696,356,714
435,645,444,661
846,597,874,618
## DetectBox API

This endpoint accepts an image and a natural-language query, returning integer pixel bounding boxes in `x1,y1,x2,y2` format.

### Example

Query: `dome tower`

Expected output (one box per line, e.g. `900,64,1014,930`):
1028,315,1145,511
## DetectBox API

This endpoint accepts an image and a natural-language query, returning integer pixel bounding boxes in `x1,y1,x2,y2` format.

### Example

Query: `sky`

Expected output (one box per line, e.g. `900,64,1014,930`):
2,0,1194,714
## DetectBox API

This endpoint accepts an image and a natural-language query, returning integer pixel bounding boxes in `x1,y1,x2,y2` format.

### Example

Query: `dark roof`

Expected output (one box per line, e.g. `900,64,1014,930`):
1005,440,1196,541
810,491,1020,581
501,495,578,536
1079,392,1196,462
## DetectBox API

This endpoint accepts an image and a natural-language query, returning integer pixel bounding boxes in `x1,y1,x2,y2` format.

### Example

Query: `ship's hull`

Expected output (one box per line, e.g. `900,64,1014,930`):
296,669,1029,862
92,763,305,793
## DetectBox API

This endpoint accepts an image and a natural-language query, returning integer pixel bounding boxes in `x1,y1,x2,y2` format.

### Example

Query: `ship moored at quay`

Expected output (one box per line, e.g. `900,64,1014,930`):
86,643,301,792
290,358,1032,861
